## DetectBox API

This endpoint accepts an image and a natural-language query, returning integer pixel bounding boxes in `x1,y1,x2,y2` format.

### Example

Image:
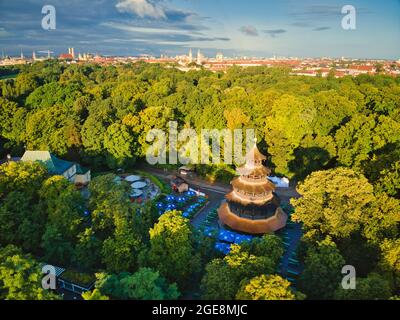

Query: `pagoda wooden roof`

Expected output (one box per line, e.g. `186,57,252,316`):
218,202,288,235
231,177,276,194
246,145,267,163
225,190,280,207
236,165,271,177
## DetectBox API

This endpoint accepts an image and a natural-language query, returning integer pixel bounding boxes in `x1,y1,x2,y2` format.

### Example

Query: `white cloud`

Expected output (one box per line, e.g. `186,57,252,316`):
116,0,166,19
103,22,194,35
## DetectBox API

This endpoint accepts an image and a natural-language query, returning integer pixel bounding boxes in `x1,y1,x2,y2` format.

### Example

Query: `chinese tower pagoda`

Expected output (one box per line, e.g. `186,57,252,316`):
218,141,287,235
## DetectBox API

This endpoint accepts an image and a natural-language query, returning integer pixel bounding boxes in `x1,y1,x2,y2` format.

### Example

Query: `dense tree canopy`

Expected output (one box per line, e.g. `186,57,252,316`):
93,269,180,300
236,275,298,300
0,245,60,300
0,61,399,300
201,237,285,300
1,61,398,179
292,168,375,239
143,211,200,289
297,237,345,300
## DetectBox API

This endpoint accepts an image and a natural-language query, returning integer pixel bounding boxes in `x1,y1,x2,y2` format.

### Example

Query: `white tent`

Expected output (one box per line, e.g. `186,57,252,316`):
131,181,147,189
130,189,144,198
268,176,290,188
125,175,141,182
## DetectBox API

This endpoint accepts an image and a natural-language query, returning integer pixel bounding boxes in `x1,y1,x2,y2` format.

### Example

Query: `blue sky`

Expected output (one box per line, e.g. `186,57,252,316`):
0,0,399,59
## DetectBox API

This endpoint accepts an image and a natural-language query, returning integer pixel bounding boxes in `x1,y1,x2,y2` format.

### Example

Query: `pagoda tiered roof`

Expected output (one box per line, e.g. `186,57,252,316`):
218,141,287,235
231,177,276,196
226,143,276,206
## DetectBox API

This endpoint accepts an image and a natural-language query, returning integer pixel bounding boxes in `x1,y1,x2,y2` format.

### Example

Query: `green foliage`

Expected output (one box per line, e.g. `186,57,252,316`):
200,259,238,300
61,270,95,287
240,234,285,265
144,211,200,288
292,168,375,239
376,161,400,198
201,244,278,300
298,237,345,300
236,274,298,300
0,162,48,252
362,193,400,244
1,62,400,300
82,289,109,300
334,273,392,300
88,174,145,273
0,245,60,300
335,114,400,170
104,123,136,169
94,269,179,300
380,239,400,289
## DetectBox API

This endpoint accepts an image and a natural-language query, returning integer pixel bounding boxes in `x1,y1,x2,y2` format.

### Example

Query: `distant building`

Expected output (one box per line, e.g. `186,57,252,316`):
68,47,75,59
188,49,193,63
21,151,91,185
59,53,74,60
197,49,204,65
171,176,189,193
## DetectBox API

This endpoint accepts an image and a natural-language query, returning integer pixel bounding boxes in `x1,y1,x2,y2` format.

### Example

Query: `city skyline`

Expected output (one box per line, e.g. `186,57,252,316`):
0,0,399,59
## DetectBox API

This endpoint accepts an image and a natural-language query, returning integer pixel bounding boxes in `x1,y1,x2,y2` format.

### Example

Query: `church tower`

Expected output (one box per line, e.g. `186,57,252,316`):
197,49,203,65
188,48,193,63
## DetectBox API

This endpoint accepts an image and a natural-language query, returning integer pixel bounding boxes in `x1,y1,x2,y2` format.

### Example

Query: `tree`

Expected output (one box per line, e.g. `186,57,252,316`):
94,270,179,300
128,106,175,157
224,107,250,130
334,273,392,300
241,234,284,266
201,244,276,300
120,268,179,300
0,162,48,252
0,97,27,145
39,176,84,240
380,239,400,290
38,176,84,265
103,123,136,169
265,94,316,176
144,211,200,288
335,114,400,170
312,90,357,136
291,168,375,239
101,222,143,274
362,193,400,244
298,237,345,300
236,275,298,300
201,259,238,300
88,175,144,273
25,105,81,156
224,245,275,280
15,73,39,97
0,245,60,300
88,174,131,233
74,228,103,271
82,289,109,300
376,161,400,198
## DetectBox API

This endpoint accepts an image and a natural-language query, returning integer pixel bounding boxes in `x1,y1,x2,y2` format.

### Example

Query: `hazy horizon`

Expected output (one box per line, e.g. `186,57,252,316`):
1,0,399,59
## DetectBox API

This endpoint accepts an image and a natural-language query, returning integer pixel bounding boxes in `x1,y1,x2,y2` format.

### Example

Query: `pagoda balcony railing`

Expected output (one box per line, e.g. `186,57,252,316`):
241,175,267,182
234,189,273,201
